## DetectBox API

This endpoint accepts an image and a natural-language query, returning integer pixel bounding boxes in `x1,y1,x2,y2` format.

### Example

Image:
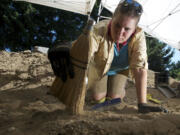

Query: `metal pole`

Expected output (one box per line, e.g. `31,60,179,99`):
97,0,103,22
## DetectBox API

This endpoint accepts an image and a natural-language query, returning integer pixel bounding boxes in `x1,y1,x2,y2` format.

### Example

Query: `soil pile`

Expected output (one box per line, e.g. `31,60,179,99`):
0,50,180,135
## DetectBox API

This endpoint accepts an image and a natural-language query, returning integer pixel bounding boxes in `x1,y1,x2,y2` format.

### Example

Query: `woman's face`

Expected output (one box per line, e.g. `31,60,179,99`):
111,13,138,43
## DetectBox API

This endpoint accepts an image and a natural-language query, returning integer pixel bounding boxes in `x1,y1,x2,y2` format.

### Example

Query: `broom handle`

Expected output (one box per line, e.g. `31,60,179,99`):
83,18,96,34
70,18,95,70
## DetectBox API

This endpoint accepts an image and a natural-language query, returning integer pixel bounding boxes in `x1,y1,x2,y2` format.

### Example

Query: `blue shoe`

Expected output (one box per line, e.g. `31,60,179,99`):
92,98,121,110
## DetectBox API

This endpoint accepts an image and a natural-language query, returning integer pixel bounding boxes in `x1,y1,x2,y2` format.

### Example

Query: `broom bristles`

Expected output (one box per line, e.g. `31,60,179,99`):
50,66,87,114
50,21,93,115
50,41,90,114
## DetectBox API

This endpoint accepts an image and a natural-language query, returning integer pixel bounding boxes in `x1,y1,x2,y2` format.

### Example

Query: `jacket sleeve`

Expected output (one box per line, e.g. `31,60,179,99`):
89,31,100,60
86,29,102,89
129,31,148,70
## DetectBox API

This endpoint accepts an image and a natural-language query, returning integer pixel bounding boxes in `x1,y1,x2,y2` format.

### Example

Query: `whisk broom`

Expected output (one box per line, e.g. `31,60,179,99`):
50,19,95,115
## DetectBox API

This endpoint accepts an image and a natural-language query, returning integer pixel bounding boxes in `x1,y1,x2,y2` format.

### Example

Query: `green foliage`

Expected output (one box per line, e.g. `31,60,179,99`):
0,0,37,50
0,0,87,51
146,36,175,72
0,0,112,51
169,61,180,80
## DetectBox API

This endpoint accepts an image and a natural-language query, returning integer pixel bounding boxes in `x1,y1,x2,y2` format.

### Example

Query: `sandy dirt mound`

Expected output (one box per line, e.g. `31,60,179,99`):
0,50,180,135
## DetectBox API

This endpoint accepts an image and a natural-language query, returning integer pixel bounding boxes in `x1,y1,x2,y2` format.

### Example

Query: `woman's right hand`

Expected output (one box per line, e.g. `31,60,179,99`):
48,45,74,82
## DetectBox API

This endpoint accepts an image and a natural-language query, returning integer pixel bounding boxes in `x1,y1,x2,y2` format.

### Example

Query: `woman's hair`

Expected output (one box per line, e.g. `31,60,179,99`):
113,0,143,20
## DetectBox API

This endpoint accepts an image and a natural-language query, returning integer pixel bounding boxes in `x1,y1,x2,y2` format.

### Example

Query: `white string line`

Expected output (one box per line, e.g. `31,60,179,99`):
148,3,180,27
171,9,180,14
161,0,174,17
147,3,180,31
171,3,180,12
151,10,180,31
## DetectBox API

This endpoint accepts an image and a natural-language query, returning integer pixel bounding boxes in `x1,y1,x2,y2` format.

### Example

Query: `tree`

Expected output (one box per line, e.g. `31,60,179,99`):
0,0,88,51
169,61,180,80
0,0,113,51
146,36,175,73
0,0,37,50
